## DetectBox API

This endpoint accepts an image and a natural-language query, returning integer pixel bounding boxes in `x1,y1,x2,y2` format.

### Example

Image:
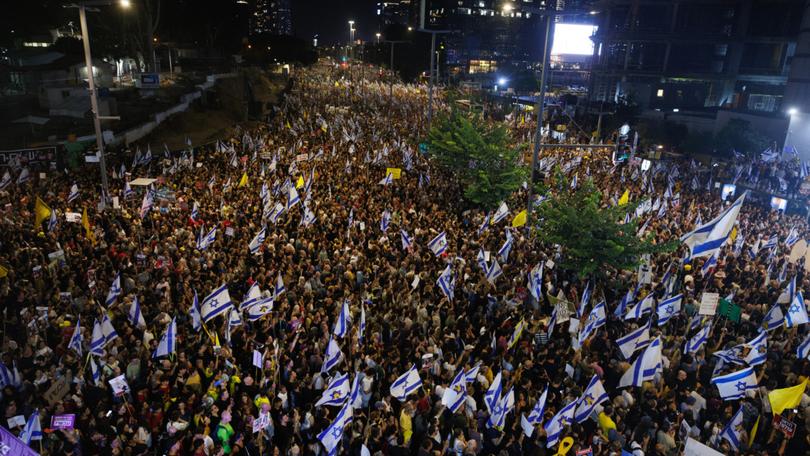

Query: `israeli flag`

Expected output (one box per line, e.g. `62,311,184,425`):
743,332,767,366
570,173,578,189
625,294,654,320
478,213,490,236
390,364,422,401
400,229,412,250
525,385,548,426
485,259,503,283
616,320,651,359
90,356,101,386
143,145,152,164
544,400,576,448
577,281,592,318
101,314,118,345
349,372,363,409
315,372,351,407
287,186,300,209
17,167,30,184
190,290,202,332
68,183,80,203
152,317,176,358
487,386,515,429
786,290,809,327
321,336,343,373
701,253,717,276
574,375,609,423
797,333,810,360
317,401,353,455
139,189,154,219
248,227,266,255
477,249,488,273
122,181,134,200
197,226,217,251
485,371,503,415
48,209,57,232
358,302,366,345
380,209,391,232
428,231,448,256
228,307,243,328
128,297,145,328
89,319,105,356
68,317,83,356
20,410,42,444
614,289,632,318
274,272,286,299
333,300,350,338
105,272,122,307
785,227,800,247
492,202,509,224
720,407,744,451
437,264,455,301
498,229,514,263
685,321,712,354
656,294,682,326
619,337,663,388
0,170,11,189
245,297,274,321
762,304,784,331
379,172,393,186
528,264,543,300
711,366,758,400
301,206,316,226
579,301,607,344
200,284,233,323
441,370,468,413
680,192,746,259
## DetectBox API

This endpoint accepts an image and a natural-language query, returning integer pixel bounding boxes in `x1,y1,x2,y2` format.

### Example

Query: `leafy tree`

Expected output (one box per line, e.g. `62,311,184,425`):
534,175,676,279
427,110,527,209
713,119,774,157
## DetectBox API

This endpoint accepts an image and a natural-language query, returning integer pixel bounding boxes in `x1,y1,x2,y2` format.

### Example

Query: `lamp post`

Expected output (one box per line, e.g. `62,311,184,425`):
785,107,798,156
375,33,381,44
348,20,355,59
68,0,130,201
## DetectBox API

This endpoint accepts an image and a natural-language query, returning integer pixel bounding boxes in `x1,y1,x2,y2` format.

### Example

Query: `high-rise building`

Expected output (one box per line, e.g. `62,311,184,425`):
251,0,292,36
589,0,804,115
377,1,416,27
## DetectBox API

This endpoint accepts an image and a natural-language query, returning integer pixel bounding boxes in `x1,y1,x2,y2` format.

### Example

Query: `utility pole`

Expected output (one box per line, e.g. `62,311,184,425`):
419,0,449,131
383,40,408,101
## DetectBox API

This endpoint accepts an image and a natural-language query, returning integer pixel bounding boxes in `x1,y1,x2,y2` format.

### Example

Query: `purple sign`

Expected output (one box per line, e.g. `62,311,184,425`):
50,414,75,430
0,425,40,455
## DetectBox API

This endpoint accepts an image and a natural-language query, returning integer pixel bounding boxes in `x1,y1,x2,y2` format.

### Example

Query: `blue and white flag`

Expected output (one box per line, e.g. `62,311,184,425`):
485,371,503,415
380,209,391,232
358,302,366,345
197,226,217,250
100,313,118,345
128,297,145,328
579,301,607,344
762,304,784,331
797,333,810,360
577,281,592,318
720,407,744,451
390,364,422,401
243,283,264,310
711,366,758,400
0,170,11,190
685,321,712,354
105,272,122,307
441,370,468,413
190,291,201,332
139,189,153,219
90,357,101,386
318,401,353,455
498,230,513,263
786,290,809,327
379,172,393,186
785,227,800,247
743,332,767,366
528,264,543,301
152,317,176,358
619,337,663,388
570,173,578,189
20,410,42,444
463,363,480,384
614,289,632,318
68,317,83,356
333,300,350,338
48,209,57,232
625,294,654,320
124,181,135,199
68,184,80,203
16,167,30,184
478,213,490,236
89,319,105,356
349,372,363,409
400,229,412,250
248,227,266,255
680,192,746,259
315,372,351,407
526,385,548,425
287,186,300,209
656,294,682,326
275,272,286,299
485,259,503,283
200,284,233,323
428,231,448,256
487,386,515,429
245,297,274,321
321,336,343,373
544,400,576,448
574,375,609,423
492,202,509,224
437,264,455,301
616,320,651,359
701,253,717,276
762,235,778,250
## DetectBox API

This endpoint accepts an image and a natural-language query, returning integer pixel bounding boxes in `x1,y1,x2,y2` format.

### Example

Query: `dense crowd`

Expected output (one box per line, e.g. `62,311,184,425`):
0,60,809,456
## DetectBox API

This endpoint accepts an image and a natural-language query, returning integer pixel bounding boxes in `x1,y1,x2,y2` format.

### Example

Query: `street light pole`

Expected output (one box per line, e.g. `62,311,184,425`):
78,4,110,200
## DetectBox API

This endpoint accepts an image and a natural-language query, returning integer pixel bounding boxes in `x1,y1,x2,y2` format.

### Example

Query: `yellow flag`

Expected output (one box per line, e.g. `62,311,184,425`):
296,175,305,189
34,197,51,227
511,210,527,228
768,378,808,415
748,415,759,447
386,168,402,179
0,264,8,278
729,226,738,243
618,189,630,206
81,207,95,244
238,172,249,188
286,121,292,130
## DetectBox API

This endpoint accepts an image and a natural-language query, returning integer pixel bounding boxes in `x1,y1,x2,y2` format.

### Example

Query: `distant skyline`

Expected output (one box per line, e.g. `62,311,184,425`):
292,0,381,45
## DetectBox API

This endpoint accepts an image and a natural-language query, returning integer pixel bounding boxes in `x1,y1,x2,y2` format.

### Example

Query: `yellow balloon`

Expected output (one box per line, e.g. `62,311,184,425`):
555,437,574,456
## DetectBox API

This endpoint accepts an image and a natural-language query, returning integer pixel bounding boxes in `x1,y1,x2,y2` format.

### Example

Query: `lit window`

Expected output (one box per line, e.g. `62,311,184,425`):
656,89,664,97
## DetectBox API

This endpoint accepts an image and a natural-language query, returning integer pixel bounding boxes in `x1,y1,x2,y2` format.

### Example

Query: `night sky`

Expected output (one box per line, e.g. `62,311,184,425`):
292,0,379,45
